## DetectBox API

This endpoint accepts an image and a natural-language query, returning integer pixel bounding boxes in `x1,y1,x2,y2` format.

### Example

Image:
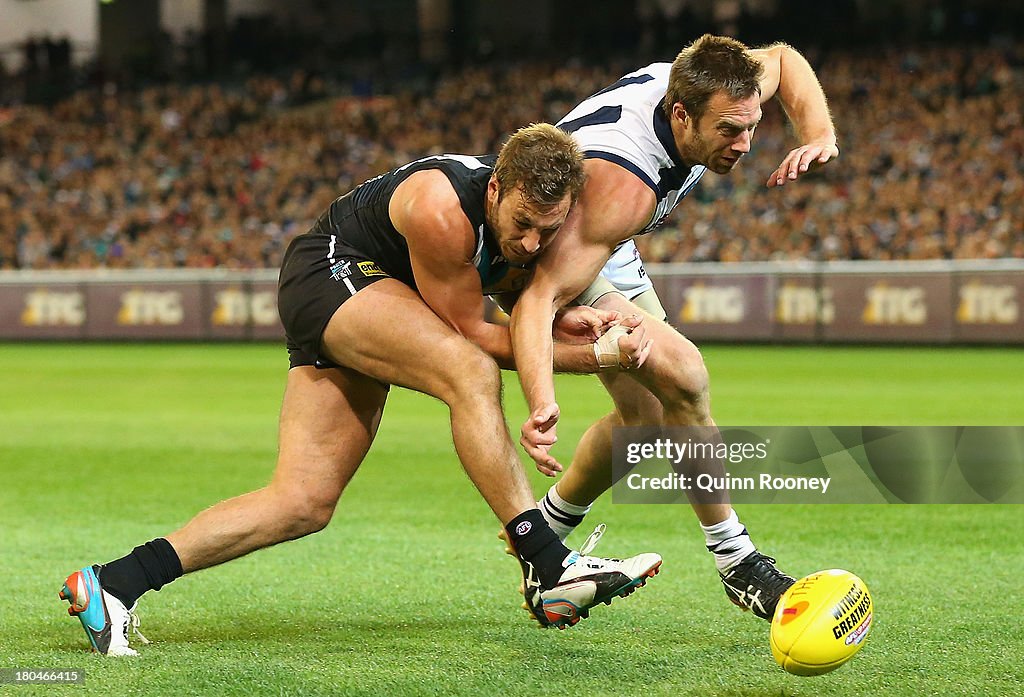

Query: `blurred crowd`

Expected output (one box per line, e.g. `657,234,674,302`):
1,41,1022,270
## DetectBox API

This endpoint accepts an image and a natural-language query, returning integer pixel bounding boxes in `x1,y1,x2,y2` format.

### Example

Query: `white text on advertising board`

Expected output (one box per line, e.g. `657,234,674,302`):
21,290,86,326
957,282,1018,324
775,284,835,324
212,289,278,326
680,284,744,323
863,284,927,325
117,290,184,325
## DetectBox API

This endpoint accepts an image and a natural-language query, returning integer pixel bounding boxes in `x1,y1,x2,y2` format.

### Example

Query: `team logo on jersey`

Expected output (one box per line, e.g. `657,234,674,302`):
330,260,352,281
357,261,387,277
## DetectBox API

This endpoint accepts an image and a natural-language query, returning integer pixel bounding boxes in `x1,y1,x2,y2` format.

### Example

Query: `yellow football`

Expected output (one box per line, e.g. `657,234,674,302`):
770,569,873,676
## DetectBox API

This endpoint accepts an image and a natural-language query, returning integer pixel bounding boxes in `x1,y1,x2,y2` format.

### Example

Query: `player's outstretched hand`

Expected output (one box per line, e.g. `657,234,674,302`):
553,306,620,344
521,403,562,476
766,140,839,187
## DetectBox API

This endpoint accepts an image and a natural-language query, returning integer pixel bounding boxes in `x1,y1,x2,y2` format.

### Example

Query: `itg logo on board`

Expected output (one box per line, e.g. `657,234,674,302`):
21,290,86,326
212,289,278,326
680,283,744,323
117,290,184,326
957,282,1018,324
775,283,835,324
862,283,927,325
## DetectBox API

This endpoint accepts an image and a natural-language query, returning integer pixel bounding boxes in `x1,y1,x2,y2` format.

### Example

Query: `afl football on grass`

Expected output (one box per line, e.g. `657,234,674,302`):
769,569,873,676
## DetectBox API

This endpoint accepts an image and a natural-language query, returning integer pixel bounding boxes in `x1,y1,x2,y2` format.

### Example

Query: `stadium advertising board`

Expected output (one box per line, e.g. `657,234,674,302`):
0,271,284,341
655,274,774,340
206,281,285,340
649,261,1022,344
0,283,87,339
953,272,1023,342
772,273,834,342
819,272,953,342
85,283,205,339
0,263,1020,343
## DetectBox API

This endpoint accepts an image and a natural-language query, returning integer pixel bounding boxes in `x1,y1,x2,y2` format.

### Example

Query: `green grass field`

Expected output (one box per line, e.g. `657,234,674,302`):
2,343,1022,696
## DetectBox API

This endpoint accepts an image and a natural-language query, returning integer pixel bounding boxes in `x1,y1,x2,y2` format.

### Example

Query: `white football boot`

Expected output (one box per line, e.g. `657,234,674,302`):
516,525,663,628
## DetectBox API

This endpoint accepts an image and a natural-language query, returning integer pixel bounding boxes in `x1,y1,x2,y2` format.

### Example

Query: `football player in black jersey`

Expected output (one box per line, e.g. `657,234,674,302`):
59,124,661,655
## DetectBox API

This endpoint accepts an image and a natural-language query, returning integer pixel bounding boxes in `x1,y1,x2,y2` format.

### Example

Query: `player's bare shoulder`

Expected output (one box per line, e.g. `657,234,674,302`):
390,170,475,256
577,158,658,244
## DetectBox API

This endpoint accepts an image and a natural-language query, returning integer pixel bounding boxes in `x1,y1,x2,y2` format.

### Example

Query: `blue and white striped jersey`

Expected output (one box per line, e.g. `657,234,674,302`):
557,62,706,235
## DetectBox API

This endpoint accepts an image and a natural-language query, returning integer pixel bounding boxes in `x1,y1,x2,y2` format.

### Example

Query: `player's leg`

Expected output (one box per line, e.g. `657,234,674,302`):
59,361,387,655
319,278,661,627
596,290,731,524
543,271,670,532
319,277,536,525
551,286,792,619
601,291,795,618
166,364,388,571
541,370,662,537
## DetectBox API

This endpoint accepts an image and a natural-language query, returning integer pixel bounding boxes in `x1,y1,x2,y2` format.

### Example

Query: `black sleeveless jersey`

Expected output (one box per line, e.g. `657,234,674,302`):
310,154,533,296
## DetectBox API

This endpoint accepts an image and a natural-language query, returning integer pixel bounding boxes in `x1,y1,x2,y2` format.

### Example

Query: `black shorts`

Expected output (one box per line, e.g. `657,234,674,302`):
278,232,391,369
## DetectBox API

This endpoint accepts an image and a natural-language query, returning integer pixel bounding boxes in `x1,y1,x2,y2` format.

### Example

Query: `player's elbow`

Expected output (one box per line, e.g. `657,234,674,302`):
513,286,567,326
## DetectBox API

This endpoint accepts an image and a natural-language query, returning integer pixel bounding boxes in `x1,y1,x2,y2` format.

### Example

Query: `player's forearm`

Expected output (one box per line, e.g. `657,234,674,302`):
776,45,836,145
552,342,600,374
470,322,597,373
510,293,558,409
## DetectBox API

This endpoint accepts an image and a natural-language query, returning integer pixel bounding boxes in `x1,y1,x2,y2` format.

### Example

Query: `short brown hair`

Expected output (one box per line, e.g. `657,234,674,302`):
663,34,764,123
493,123,586,206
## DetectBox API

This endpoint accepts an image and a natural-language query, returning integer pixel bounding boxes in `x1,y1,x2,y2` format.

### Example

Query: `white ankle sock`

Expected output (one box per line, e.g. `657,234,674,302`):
702,510,756,573
538,485,591,541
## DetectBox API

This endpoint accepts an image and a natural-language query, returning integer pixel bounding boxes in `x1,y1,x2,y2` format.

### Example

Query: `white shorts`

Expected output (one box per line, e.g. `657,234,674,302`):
574,240,666,319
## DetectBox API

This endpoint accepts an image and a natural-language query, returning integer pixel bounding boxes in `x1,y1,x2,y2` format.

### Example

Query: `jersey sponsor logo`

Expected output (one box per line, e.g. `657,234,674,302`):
117,290,184,326
862,284,927,325
212,289,278,326
330,260,352,281
956,282,1018,324
21,290,86,326
357,261,388,277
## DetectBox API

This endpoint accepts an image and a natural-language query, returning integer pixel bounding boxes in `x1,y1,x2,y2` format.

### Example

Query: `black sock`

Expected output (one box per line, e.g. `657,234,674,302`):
505,509,572,588
99,538,183,608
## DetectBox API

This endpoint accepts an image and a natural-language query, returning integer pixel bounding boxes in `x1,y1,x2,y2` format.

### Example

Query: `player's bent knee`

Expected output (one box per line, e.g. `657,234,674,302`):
651,340,711,410
441,344,501,404
269,485,340,539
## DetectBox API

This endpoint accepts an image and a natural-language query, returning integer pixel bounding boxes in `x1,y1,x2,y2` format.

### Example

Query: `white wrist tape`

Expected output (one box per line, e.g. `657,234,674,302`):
593,325,631,370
